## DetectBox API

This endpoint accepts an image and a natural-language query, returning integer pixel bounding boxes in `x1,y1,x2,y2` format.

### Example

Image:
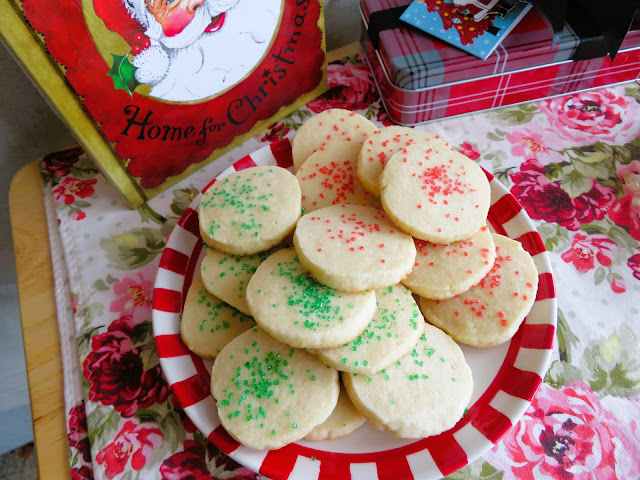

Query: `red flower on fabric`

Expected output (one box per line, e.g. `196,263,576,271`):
486,382,640,480
573,182,617,225
96,419,163,479
52,177,98,205
68,403,92,463
376,105,394,127
42,147,83,180
160,439,257,480
608,161,640,241
260,122,290,143
561,233,616,273
510,160,579,230
109,265,155,325
71,465,94,480
628,253,640,281
83,319,169,417
458,142,481,161
73,211,87,221
538,87,640,147
307,59,377,113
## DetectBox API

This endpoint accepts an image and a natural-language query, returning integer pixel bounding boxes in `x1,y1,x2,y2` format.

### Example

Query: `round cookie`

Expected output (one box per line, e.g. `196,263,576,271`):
211,327,339,450
199,166,301,255
305,383,366,441
309,284,425,374
379,144,491,244
357,126,451,196
419,234,539,348
246,248,377,349
296,141,380,213
200,246,276,316
342,324,473,438
293,204,417,292
401,226,497,300
180,276,255,358
292,109,377,170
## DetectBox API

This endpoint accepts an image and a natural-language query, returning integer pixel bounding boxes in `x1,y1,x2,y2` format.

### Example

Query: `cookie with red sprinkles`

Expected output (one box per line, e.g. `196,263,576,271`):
198,166,301,255
357,125,451,196
379,144,491,244
401,226,497,300
246,248,376,349
293,204,417,292
296,141,381,213
291,108,376,171
418,234,539,348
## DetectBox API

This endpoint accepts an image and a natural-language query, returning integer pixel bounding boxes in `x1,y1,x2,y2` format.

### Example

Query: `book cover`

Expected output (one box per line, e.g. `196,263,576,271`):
400,0,533,60
1,0,327,207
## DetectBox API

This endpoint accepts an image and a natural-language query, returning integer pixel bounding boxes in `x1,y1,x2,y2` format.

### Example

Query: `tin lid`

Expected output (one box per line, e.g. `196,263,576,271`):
361,0,582,90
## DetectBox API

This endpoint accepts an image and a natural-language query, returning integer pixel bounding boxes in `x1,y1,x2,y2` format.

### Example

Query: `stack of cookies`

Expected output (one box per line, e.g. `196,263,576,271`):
181,108,538,451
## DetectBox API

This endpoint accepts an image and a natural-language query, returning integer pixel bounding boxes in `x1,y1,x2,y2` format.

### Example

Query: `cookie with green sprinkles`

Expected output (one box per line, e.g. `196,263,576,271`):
296,141,381,213
293,204,417,292
246,248,376,349
304,382,365,441
309,284,425,375
210,327,339,450
342,323,473,438
419,233,538,348
201,246,278,316
401,226,497,300
180,276,255,359
198,165,301,255
292,108,376,171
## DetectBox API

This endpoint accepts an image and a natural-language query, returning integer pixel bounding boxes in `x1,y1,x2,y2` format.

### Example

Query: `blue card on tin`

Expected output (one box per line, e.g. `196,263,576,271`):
400,0,533,60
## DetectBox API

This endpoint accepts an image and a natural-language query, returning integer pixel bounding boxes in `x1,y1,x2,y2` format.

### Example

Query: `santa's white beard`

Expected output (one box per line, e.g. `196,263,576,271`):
134,0,281,102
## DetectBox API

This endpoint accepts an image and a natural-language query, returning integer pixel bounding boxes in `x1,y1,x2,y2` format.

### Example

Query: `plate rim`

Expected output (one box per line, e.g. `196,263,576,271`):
152,139,557,480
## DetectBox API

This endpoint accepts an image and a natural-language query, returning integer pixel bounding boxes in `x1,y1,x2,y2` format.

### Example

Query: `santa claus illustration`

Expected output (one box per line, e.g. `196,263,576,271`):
116,0,282,101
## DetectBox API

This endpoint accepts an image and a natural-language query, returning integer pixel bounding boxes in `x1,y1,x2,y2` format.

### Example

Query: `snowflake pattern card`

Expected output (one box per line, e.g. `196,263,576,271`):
400,0,533,60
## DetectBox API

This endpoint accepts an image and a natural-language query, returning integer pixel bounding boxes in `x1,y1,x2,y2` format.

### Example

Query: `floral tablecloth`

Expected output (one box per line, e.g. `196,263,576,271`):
43,53,640,480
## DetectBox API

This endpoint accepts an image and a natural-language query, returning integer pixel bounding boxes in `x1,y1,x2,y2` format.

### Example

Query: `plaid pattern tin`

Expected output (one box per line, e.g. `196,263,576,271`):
361,0,640,125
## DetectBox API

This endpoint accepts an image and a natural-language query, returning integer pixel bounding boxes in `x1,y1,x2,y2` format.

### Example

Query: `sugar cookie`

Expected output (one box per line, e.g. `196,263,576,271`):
419,234,538,347
211,327,339,450
309,284,425,374
200,246,276,316
402,226,496,299
379,144,490,244
357,126,451,196
199,166,301,255
293,204,416,292
296,141,380,213
292,109,376,170
305,383,366,441
342,324,473,438
246,248,376,349
180,276,255,359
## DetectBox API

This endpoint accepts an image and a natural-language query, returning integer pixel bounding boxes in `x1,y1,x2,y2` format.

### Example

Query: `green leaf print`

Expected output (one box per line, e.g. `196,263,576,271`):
556,309,578,363
492,103,538,124
562,169,593,198
100,227,165,270
545,360,583,389
170,187,199,216
88,405,120,450
445,460,505,480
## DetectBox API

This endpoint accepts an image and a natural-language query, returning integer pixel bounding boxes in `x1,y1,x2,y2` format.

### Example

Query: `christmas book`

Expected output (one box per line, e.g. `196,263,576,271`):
1,0,327,207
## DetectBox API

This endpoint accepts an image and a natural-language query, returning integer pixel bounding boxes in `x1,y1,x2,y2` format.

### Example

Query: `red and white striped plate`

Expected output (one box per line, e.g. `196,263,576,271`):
153,139,557,480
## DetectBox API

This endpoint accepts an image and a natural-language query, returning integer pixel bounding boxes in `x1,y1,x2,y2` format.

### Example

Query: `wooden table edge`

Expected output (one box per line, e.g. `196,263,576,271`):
9,159,70,480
